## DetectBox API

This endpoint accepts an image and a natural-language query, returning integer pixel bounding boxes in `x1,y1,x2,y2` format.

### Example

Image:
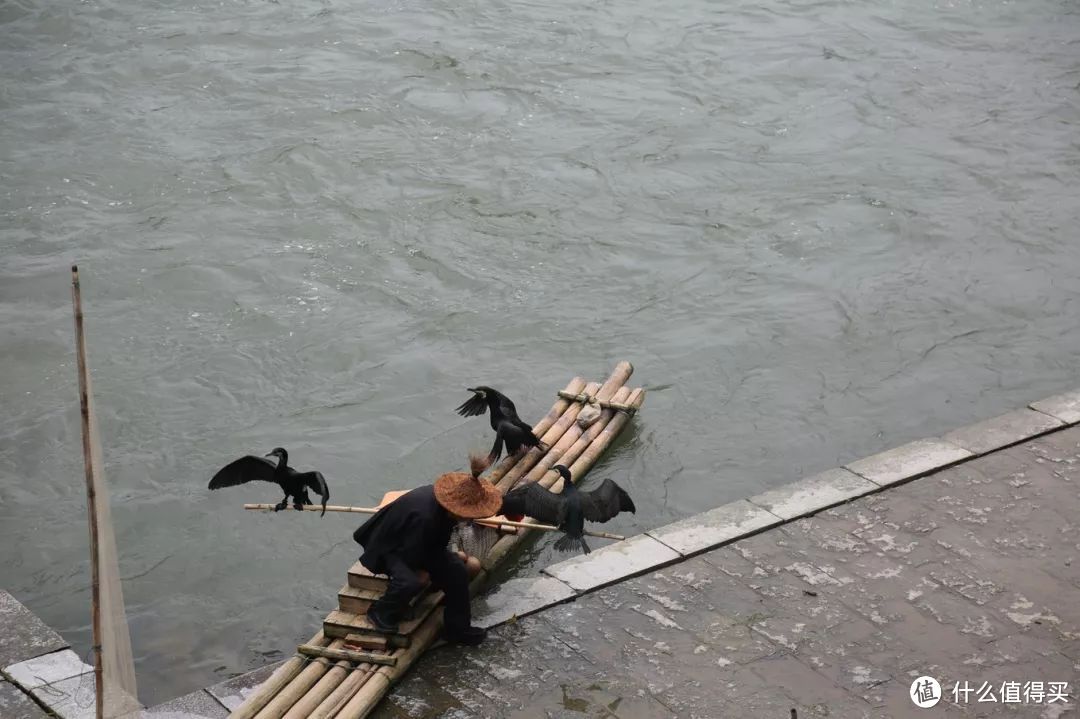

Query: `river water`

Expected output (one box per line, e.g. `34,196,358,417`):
2,0,1078,704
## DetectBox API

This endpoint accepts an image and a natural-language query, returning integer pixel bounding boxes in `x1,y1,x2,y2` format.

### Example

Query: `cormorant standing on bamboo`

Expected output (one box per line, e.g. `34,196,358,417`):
501,464,635,554
353,453,501,646
208,447,330,516
455,386,546,462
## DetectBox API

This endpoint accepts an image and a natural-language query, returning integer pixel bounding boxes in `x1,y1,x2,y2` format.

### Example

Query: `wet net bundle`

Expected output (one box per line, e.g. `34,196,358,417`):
449,522,501,559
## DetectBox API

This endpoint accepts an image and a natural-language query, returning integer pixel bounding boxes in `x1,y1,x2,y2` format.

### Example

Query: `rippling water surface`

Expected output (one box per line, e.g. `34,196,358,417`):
2,0,1078,703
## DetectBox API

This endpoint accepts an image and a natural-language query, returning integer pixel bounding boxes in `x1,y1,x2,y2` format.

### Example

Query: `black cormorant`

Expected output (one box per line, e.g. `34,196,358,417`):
455,386,547,462
208,447,330,516
500,464,635,554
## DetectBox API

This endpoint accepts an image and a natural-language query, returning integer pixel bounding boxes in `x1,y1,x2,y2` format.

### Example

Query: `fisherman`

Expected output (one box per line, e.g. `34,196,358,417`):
353,454,501,646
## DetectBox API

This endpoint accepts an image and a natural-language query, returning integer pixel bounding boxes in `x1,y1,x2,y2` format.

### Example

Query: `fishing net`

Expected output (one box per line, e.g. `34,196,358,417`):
73,267,140,718
86,372,141,718
449,522,501,560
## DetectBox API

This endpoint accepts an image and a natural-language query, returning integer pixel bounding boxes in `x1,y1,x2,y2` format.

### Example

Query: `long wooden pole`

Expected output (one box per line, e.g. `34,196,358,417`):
240,504,626,541
71,265,104,719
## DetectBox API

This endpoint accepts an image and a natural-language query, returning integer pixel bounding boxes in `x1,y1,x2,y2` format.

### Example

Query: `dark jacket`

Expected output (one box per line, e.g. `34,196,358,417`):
353,485,454,575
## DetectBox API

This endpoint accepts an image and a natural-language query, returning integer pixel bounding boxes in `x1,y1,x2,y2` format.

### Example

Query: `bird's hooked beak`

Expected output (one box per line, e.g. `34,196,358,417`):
265,450,281,458
467,387,486,398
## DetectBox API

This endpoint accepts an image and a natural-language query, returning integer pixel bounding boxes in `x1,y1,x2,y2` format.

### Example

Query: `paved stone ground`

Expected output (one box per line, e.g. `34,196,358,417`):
372,427,1080,719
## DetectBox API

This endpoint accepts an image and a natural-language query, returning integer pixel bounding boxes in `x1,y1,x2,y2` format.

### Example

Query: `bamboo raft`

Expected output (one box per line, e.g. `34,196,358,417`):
227,361,645,719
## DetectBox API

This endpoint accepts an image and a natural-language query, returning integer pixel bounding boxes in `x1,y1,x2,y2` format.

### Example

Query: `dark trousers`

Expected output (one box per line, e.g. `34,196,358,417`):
371,551,471,634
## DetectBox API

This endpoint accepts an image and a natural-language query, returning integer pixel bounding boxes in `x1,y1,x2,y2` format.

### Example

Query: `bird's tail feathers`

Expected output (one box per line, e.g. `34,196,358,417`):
553,534,590,555
469,451,494,478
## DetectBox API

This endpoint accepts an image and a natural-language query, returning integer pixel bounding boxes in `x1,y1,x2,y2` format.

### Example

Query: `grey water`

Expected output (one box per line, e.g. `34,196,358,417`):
1,0,1078,704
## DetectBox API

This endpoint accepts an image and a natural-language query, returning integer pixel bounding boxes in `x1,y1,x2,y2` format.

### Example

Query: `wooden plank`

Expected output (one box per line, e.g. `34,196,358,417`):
338,585,381,612
297,644,397,666
343,633,387,651
338,584,439,615
347,562,389,592
337,586,382,615
324,591,442,643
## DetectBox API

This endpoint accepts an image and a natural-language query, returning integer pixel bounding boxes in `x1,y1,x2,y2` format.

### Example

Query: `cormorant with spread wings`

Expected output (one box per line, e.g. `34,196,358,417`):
208,447,330,516
500,464,635,554
455,386,547,461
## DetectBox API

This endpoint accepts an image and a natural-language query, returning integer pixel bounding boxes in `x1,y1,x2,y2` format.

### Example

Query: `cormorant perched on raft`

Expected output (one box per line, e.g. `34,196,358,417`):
500,464,635,554
208,447,330,516
455,386,547,462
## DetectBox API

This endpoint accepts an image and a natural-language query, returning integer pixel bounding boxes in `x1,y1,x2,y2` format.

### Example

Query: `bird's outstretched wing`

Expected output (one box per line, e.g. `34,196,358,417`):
579,478,636,523
500,482,567,526
299,471,330,516
455,393,488,418
208,456,279,489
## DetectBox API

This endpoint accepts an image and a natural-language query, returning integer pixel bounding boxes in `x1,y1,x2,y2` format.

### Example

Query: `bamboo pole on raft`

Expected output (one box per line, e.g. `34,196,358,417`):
526,385,634,490
252,639,352,719
281,656,375,719
228,630,330,719
307,662,374,719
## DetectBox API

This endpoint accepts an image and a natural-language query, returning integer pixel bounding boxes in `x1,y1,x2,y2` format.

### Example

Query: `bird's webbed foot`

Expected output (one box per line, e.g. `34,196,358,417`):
293,501,305,511
274,499,288,512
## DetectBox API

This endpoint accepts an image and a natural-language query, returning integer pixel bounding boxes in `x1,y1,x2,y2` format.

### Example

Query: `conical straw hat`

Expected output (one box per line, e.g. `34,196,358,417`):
434,453,502,519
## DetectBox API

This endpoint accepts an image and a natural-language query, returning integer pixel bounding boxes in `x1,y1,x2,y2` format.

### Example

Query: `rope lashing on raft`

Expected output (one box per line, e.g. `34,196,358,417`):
556,390,639,416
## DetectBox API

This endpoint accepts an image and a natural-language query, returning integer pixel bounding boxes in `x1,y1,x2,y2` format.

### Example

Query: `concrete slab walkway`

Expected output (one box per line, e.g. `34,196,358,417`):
372,426,1080,718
